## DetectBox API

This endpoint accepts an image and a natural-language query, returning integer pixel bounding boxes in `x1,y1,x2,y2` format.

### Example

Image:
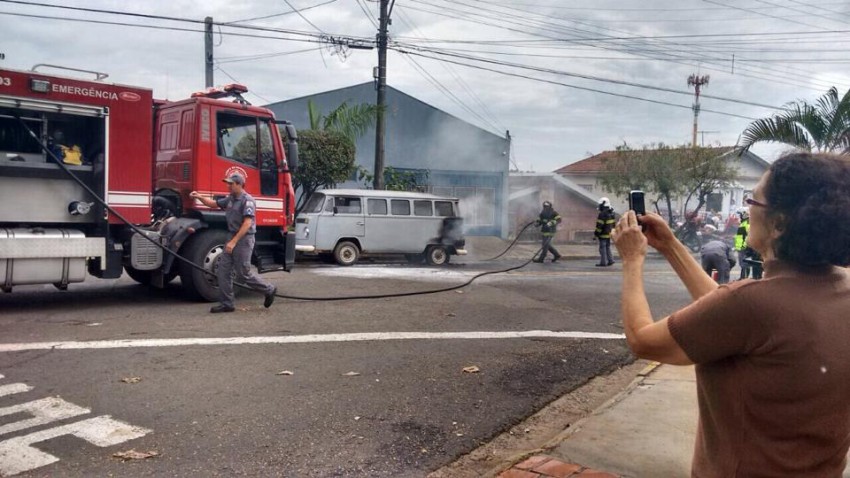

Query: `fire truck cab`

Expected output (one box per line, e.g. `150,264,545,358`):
0,65,298,301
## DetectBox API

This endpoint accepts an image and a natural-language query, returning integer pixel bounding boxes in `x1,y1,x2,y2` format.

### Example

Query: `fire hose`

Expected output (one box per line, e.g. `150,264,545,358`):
17,115,542,302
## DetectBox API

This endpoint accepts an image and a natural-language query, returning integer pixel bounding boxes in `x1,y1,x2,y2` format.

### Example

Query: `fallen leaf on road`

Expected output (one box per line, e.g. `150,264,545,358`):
455,290,464,294
342,372,361,377
456,433,464,437
120,377,142,384
112,449,159,461
445,313,456,318
276,370,294,376
86,322,102,327
462,366,480,374
354,416,361,421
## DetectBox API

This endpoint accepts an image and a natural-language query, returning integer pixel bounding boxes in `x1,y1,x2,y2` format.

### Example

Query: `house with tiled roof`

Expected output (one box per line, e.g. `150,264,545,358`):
555,147,770,219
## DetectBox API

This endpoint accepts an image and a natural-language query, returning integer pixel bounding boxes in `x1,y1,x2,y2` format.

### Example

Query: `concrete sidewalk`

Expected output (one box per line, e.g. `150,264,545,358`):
498,364,850,478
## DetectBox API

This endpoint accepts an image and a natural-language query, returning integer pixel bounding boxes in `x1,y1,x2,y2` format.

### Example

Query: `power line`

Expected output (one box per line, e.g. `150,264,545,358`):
467,0,850,11
225,0,339,24
395,8,507,133
402,0,844,90
282,0,326,33
215,66,273,103
0,0,370,42
395,45,780,110
700,0,824,30
216,46,326,64
393,49,758,121
396,2,835,91
0,10,331,45
748,0,846,27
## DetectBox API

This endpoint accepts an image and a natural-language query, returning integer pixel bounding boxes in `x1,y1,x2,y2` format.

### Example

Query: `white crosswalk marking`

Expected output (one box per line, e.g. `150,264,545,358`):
0,397,90,436
0,374,34,398
0,415,151,476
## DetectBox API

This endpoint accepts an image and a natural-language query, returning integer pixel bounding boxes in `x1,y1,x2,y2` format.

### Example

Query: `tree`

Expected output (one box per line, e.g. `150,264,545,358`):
738,87,850,153
600,143,686,225
599,144,739,224
679,146,738,216
307,100,381,143
292,129,356,213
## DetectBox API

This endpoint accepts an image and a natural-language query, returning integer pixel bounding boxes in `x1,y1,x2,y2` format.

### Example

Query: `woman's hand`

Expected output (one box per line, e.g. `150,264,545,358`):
639,213,678,253
612,211,648,263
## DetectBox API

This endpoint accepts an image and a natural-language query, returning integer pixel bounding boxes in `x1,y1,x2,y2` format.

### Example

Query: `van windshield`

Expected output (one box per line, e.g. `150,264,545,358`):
303,193,325,213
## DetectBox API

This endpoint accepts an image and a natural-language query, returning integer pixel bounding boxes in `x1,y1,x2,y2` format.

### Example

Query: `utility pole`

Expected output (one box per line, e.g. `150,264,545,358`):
687,74,709,148
204,16,214,88
697,130,720,147
373,0,392,190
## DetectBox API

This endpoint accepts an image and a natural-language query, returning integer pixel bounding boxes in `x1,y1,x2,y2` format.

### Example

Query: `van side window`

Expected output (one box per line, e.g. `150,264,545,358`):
414,200,433,217
435,201,454,217
335,197,362,214
368,199,388,215
391,200,411,216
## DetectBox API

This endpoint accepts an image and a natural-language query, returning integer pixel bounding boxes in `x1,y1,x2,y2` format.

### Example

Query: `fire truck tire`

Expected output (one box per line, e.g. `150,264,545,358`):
124,266,152,285
179,229,229,302
334,241,360,266
425,246,450,266
124,266,177,286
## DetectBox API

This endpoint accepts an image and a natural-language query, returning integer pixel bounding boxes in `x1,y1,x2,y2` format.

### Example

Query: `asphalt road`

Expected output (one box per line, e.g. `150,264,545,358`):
0,257,692,477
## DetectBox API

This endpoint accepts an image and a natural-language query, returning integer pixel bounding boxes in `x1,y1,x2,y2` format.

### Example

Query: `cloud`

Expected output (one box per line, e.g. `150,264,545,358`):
2,0,847,172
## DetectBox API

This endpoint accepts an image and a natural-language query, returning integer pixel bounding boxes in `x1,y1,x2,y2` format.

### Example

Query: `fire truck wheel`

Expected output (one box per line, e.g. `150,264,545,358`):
124,266,178,286
425,246,450,266
124,266,152,285
334,241,360,266
179,229,229,301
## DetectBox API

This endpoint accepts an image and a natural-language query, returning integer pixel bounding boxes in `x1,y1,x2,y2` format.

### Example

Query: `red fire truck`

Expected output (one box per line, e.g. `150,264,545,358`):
0,65,298,301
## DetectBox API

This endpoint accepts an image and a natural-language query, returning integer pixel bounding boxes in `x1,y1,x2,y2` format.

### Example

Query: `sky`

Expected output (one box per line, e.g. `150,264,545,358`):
2,0,849,172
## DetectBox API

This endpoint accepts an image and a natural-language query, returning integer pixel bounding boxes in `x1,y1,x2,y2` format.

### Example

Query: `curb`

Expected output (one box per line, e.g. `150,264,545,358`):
483,362,662,478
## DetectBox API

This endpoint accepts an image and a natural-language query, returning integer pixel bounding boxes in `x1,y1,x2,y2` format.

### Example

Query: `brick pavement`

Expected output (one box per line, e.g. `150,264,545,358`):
498,455,621,478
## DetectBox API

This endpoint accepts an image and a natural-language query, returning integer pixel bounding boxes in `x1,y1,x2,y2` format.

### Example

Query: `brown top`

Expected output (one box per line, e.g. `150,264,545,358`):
668,260,850,477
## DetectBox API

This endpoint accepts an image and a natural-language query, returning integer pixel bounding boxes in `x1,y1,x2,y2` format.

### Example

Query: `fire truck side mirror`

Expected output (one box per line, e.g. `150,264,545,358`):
283,124,298,173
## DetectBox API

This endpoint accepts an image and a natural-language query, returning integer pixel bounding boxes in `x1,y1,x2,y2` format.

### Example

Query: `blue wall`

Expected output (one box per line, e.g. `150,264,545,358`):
266,83,510,237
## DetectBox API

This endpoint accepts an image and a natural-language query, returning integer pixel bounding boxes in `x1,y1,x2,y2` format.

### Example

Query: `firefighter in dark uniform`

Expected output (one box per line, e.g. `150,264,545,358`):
191,173,277,313
594,197,616,267
534,201,562,263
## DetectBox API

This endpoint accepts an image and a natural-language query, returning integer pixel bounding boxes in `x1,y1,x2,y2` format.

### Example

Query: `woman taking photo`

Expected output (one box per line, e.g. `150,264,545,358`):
612,152,850,476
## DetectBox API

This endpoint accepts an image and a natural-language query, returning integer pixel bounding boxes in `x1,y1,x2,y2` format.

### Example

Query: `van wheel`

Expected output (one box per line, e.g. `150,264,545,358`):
334,241,360,266
179,229,230,301
426,246,450,266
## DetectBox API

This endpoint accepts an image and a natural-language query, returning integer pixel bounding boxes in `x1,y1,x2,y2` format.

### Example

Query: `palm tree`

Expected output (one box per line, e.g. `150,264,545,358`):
738,87,850,153
307,100,381,143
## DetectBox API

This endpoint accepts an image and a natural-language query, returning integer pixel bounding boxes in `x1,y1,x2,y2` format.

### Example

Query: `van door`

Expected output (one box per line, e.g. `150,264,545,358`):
319,195,365,250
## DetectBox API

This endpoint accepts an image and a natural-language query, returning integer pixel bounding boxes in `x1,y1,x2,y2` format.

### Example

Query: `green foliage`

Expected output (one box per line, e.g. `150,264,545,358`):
384,167,430,192
293,129,356,212
306,99,381,143
352,166,430,192
600,143,686,225
600,143,738,224
738,87,850,153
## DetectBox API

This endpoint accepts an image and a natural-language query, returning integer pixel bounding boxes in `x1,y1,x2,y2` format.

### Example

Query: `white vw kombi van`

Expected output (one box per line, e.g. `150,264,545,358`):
294,190,467,266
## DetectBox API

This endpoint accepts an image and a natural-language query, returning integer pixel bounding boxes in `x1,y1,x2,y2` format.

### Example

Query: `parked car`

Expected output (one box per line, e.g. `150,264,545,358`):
294,190,467,266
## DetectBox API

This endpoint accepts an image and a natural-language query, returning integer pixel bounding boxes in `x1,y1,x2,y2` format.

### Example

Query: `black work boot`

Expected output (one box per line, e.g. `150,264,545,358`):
210,304,235,314
551,255,562,263
264,287,277,308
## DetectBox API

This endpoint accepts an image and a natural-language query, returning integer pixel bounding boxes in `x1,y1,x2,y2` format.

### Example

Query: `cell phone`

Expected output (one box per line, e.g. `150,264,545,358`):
628,190,646,216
